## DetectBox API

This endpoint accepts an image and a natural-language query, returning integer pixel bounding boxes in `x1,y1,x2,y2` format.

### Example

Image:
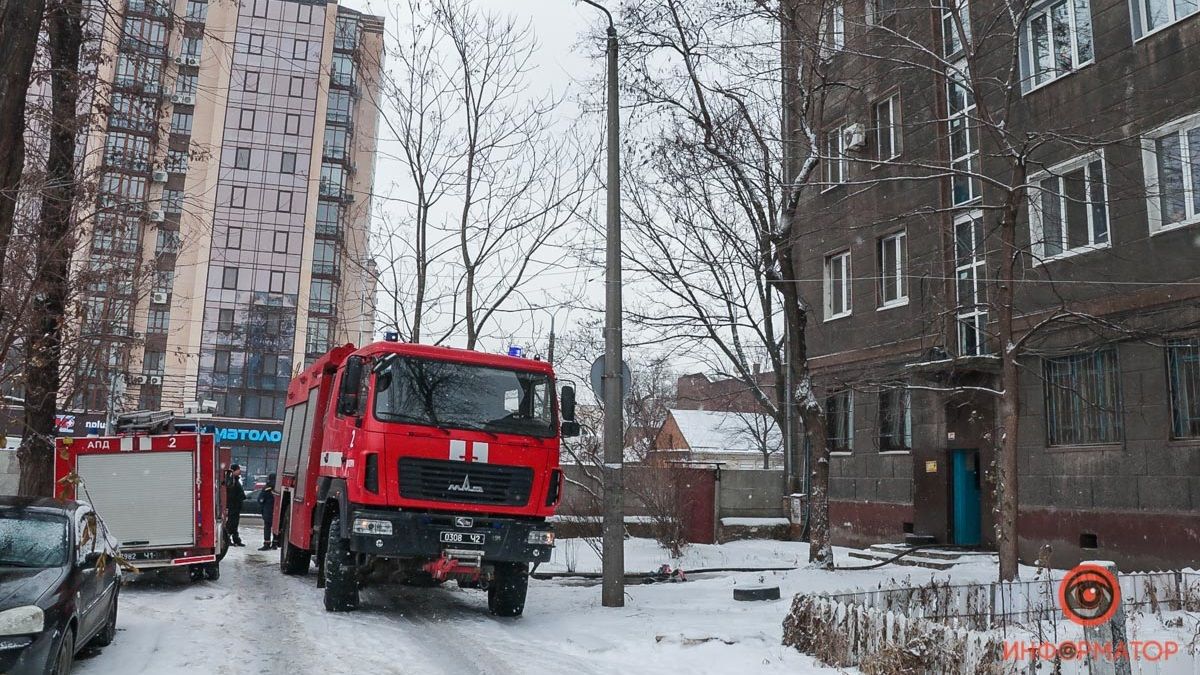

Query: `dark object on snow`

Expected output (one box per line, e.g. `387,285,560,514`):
225,470,245,546
734,585,781,601
0,497,121,675
258,474,276,549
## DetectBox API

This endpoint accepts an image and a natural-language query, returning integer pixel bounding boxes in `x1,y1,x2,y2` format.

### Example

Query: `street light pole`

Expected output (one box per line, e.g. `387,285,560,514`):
579,0,624,608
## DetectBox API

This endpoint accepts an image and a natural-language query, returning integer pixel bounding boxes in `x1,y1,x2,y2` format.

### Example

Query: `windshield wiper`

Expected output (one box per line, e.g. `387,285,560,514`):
454,422,499,439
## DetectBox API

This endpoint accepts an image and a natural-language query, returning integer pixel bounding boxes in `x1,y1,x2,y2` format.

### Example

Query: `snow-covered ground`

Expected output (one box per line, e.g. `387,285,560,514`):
74,533,1011,675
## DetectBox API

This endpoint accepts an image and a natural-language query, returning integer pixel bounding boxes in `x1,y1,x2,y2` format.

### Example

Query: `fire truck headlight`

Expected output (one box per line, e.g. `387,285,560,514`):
526,531,555,546
0,606,43,635
352,518,393,536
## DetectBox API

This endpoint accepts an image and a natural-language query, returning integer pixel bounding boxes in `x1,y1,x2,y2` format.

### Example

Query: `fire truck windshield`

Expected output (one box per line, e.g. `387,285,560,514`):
373,356,556,438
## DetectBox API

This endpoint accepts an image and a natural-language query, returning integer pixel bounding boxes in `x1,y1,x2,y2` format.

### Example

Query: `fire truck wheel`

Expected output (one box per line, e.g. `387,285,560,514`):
280,513,311,576
203,562,221,581
323,517,359,612
188,565,205,582
487,562,529,618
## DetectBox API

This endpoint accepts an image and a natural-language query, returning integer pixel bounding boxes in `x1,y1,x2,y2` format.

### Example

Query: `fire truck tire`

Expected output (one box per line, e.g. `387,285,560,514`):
323,517,359,612
487,562,529,617
279,513,311,575
188,565,205,582
203,562,220,581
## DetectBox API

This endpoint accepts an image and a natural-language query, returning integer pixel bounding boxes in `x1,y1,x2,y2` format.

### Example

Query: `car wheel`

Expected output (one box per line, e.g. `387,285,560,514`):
92,591,118,647
48,626,73,675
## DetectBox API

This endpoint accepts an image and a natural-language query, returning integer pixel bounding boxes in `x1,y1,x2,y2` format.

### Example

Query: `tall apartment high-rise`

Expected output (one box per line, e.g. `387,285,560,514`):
63,0,382,477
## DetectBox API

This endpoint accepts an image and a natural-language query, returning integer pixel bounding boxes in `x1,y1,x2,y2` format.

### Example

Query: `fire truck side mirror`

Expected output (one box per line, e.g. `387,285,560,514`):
337,356,365,417
560,385,577,422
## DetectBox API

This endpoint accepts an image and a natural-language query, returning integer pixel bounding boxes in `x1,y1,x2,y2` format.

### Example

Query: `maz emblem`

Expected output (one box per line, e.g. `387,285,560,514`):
448,475,484,494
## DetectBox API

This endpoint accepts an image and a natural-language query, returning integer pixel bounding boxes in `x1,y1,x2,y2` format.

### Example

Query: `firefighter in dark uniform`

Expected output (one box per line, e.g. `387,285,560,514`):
258,473,277,550
226,464,246,546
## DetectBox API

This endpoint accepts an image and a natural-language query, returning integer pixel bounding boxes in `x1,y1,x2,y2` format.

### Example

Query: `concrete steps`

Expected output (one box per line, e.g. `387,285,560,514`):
845,543,996,571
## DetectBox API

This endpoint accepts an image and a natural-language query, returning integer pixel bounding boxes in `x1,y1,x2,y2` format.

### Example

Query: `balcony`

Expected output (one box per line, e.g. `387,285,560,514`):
312,261,339,277
126,0,171,18
309,300,335,315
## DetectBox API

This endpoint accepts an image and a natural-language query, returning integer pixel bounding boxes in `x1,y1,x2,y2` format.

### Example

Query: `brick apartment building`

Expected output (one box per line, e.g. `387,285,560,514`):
784,0,1200,569
2,0,383,481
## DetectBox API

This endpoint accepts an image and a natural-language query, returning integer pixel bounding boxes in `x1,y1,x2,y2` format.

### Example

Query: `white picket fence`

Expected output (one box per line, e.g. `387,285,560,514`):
783,571,1200,674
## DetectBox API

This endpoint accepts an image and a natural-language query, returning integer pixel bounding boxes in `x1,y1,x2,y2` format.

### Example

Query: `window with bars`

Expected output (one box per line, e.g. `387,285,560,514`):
1043,349,1123,446
878,388,912,450
826,391,854,452
825,250,852,319
878,230,907,307
1142,113,1200,232
1019,0,1094,91
1167,340,1200,439
955,213,988,355
1029,152,1109,260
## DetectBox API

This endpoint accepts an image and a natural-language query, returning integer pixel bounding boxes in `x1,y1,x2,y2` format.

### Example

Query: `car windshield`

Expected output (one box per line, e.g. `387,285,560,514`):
0,513,68,568
374,357,555,438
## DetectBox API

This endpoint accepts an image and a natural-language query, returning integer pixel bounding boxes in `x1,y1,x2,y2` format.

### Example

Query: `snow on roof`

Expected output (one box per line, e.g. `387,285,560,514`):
664,409,781,454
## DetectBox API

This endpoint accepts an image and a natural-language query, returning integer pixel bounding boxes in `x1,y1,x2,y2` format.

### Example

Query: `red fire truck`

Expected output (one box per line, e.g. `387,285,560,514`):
272,339,579,616
55,413,230,581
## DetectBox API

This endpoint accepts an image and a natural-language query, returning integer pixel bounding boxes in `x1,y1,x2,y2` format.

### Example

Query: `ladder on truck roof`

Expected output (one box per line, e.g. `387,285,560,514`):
113,410,188,435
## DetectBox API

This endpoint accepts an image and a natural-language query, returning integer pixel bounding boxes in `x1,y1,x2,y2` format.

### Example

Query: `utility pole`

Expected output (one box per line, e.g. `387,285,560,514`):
579,0,624,608
547,314,556,365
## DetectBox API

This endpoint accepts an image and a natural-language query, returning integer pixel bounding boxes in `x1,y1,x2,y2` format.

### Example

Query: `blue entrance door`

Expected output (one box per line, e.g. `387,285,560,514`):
951,450,982,546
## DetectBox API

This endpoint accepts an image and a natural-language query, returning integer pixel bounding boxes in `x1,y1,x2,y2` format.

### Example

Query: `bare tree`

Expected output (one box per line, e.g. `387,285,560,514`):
368,0,594,349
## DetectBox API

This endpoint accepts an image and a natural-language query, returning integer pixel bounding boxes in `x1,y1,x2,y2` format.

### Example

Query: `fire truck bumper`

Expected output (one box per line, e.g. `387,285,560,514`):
347,510,555,565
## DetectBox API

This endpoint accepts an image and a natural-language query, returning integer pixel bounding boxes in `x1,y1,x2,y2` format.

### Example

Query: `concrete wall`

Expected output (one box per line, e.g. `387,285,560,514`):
559,464,787,520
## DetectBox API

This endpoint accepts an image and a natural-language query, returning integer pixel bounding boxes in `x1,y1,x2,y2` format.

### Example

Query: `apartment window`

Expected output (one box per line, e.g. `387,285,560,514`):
244,71,260,93
239,108,256,130
321,164,346,198
297,4,313,23
335,16,359,50
826,391,854,452
313,240,338,275
181,36,202,58
251,0,267,17
225,226,242,249
1043,349,1122,446
869,0,899,27
115,54,162,92
1020,0,1094,92
147,309,170,334
825,250,852,319
276,191,293,212
234,147,251,170
155,229,180,254
1029,151,1109,260
947,62,980,205
285,114,301,136
104,132,151,171
820,3,845,58
874,94,900,161
1132,0,1199,38
111,93,158,133
316,201,340,235
221,267,239,290
288,76,304,98
310,279,334,314
171,111,193,134
269,271,285,294
941,0,971,56
185,0,207,22
214,350,231,374
955,213,988,355
230,186,246,209
123,17,168,56
1143,113,1200,232
324,127,349,161
163,189,184,214
824,127,846,186
328,90,352,124
280,152,297,174
293,40,309,60
1168,340,1200,438
306,318,332,355
878,388,912,451
143,350,166,374
247,34,264,55
152,269,174,296
175,72,198,96
166,149,189,174
332,54,356,87
217,308,235,332
878,231,907,306
273,231,288,253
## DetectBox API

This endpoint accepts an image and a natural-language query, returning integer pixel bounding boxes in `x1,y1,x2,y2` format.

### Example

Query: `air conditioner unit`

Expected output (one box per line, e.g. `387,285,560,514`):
152,170,168,183
186,56,201,67
151,291,169,305
128,374,148,385
171,93,196,106
148,376,163,385
149,210,165,222
842,123,867,152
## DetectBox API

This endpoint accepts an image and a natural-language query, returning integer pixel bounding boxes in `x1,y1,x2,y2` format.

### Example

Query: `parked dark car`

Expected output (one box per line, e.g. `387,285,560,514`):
241,474,268,514
0,497,120,675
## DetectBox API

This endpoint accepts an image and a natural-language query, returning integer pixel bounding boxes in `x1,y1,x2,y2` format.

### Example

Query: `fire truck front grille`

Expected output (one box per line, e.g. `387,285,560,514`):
398,458,534,506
